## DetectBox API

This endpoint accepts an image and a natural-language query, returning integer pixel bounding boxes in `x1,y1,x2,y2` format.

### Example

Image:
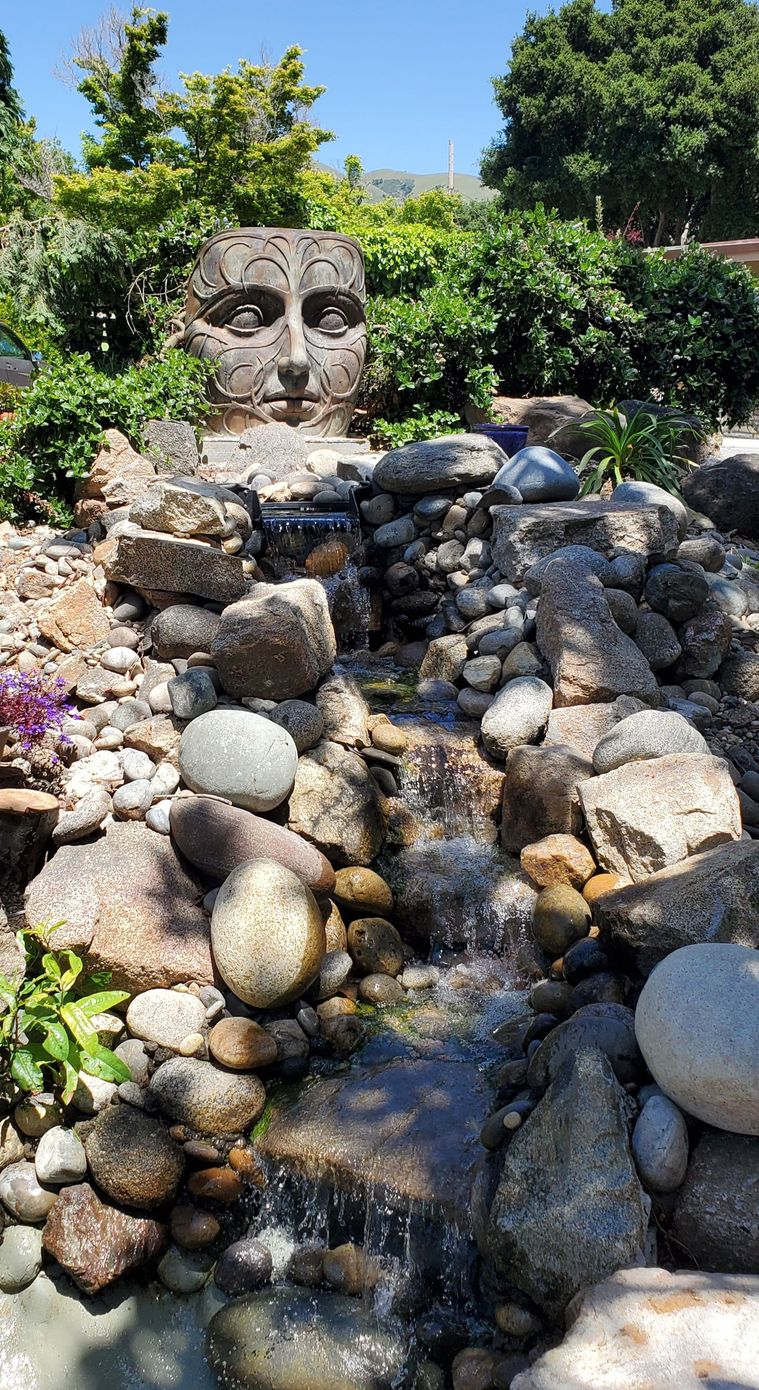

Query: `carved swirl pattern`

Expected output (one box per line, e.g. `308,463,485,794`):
183,228,367,437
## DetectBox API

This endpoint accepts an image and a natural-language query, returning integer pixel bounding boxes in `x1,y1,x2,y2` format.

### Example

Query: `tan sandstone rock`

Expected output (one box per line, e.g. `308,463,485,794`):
579,753,741,883
37,579,110,653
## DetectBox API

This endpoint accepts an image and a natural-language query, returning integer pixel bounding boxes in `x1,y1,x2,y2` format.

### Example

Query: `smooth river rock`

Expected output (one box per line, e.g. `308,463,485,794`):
126,989,206,1050
178,708,298,812
149,1056,266,1134
288,741,387,865
631,1095,689,1193
208,1288,425,1390
169,795,334,894
211,858,326,1008
374,434,504,495
635,943,759,1134
592,709,708,773
480,677,553,759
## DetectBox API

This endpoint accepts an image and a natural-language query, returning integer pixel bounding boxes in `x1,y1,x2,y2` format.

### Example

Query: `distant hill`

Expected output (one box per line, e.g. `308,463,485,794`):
315,162,496,204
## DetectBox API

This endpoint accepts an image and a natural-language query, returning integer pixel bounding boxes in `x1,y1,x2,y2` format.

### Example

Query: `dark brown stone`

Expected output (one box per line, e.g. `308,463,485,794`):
500,744,593,854
42,1183,167,1294
85,1107,185,1209
187,1166,243,1202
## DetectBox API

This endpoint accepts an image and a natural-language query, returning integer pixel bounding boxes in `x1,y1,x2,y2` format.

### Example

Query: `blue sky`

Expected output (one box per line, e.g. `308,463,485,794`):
4,0,549,177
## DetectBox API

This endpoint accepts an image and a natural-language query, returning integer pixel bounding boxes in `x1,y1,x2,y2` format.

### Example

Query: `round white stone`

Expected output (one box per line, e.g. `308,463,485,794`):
635,943,759,1135
126,989,207,1050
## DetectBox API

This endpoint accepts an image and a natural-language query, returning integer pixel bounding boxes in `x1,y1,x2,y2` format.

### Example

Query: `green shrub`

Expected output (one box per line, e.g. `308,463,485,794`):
457,206,642,401
616,245,759,429
0,349,210,522
369,408,463,449
0,925,130,1103
360,285,497,429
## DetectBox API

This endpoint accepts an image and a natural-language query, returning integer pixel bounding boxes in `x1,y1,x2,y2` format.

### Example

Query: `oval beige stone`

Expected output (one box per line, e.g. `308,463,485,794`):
211,858,326,1008
635,943,759,1135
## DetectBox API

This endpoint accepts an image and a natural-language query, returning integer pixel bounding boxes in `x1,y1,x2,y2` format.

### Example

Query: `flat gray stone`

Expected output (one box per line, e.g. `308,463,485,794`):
491,499,678,583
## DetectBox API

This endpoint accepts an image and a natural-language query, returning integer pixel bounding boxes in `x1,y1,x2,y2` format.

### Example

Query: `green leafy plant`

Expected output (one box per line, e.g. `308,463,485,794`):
370,408,462,449
0,924,131,1102
0,349,210,522
562,405,700,495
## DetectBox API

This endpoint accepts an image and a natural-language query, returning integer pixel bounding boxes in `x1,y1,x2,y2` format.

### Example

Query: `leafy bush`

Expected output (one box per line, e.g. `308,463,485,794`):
457,206,643,401
0,349,210,521
562,405,700,494
360,284,497,429
370,408,463,449
345,224,458,298
616,245,759,429
0,925,130,1102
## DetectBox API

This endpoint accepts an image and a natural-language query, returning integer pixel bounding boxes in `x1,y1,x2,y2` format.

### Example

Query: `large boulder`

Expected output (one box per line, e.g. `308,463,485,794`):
169,795,334,893
484,394,593,455
537,558,659,707
683,453,759,536
211,579,336,700
491,499,678,584
208,1288,424,1390
672,1130,759,1272
130,480,230,536
488,1047,648,1320
178,708,298,812
480,677,553,759
211,858,326,1008
500,744,593,853
143,418,200,474
596,840,759,975
288,741,387,865
592,709,709,773
579,753,740,882
718,649,759,701
105,530,248,603
258,1055,491,1223
42,1183,167,1295
492,447,580,503
74,428,156,523
510,1267,759,1390
373,434,504,495
23,822,212,995
635,942,759,1134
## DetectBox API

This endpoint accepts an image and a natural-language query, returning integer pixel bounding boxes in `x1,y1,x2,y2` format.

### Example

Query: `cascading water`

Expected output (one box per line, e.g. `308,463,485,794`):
259,505,373,653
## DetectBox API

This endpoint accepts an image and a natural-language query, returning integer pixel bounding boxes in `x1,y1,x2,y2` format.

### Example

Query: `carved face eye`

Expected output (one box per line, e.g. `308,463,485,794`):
223,290,284,334
304,293,358,335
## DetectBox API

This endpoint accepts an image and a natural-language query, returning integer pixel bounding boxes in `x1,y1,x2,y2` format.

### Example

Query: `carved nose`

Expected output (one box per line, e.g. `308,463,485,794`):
279,318,310,389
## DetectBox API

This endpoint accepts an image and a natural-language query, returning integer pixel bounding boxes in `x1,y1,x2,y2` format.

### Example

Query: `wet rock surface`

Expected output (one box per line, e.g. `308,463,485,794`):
42,1183,167,1295
488,1048,648,1319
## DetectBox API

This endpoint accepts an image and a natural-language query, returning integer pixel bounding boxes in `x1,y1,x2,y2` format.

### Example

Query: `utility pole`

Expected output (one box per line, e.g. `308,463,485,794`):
447,140,454,194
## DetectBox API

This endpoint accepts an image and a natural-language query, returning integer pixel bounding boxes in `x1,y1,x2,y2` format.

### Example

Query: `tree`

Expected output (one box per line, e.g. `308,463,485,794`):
0,28,24,211
482,0,759,245
71,5,169,170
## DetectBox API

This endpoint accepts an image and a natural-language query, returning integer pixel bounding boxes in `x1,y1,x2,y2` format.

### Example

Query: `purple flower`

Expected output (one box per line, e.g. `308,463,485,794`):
0,671,74,751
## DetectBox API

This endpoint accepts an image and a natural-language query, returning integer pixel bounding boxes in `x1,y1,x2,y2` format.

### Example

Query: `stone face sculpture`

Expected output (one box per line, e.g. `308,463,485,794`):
183,227,367,437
